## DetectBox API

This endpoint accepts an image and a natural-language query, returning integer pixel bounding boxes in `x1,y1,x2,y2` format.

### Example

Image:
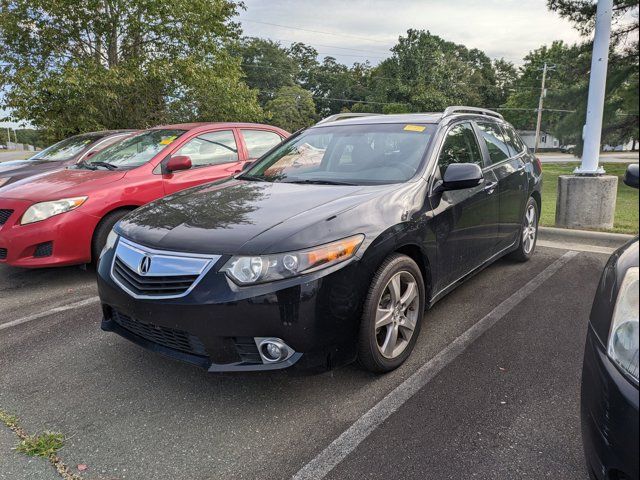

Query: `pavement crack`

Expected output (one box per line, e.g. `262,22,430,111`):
0,409,82,480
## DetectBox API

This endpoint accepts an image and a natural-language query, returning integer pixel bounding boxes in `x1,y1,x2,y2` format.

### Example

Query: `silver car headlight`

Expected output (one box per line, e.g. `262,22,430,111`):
221,234,364,285
607,266,639,384
20,197,88,225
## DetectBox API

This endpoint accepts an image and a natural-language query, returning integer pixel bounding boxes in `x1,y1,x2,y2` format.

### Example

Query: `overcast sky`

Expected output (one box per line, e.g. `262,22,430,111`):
236,0,584,65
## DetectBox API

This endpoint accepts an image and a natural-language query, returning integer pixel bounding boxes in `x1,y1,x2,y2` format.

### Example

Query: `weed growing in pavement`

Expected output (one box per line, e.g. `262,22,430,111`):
17,431,65,457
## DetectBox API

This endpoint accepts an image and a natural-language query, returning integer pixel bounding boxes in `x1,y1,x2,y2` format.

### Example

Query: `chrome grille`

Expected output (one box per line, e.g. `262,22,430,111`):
110,238,220,299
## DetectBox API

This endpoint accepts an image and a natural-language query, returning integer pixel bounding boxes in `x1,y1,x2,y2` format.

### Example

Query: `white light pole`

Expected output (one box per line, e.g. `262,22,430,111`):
575,0,613,175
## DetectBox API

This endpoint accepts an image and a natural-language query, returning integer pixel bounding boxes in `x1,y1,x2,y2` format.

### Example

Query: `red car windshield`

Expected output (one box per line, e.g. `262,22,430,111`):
85,129,186,169
31,135,98,161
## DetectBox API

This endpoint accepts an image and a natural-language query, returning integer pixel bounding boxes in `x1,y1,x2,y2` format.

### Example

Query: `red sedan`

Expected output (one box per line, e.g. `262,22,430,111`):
0,122,288,268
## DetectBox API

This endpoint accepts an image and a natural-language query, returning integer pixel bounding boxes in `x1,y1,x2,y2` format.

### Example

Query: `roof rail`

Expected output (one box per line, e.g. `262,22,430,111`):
442,106,503,120
316,112,377,125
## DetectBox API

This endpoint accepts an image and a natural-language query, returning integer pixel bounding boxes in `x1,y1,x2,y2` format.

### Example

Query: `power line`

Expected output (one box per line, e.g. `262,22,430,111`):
240,19,393,45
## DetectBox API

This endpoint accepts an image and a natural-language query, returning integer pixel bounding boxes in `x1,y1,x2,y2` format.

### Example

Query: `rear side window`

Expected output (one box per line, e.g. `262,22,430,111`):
501,124,527,157
174,130,239,168
241,129,283,159
476,122,510,165
438,122,483,175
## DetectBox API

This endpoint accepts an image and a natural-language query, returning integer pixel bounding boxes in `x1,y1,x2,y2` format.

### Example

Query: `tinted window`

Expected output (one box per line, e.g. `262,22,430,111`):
174,130,238,168
501,125,527,157
476,122,510,164
244,123,436,185
438,122,483,175
241,129,282,159
87,129,185,168
31,135,98,161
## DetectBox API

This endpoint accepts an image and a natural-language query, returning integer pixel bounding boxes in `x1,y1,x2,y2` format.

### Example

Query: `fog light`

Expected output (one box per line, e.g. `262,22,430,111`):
266,343,282,360
255,337,294,364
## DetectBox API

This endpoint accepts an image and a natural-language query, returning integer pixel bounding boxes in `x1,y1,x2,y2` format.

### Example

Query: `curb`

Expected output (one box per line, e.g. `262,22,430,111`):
539,226,635,249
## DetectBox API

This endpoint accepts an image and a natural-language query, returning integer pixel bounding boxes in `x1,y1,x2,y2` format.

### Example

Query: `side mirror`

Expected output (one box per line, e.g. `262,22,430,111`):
442,163,484,190
623,163,639,189
84,150,98,159
241,161,254,172
166,155,192,173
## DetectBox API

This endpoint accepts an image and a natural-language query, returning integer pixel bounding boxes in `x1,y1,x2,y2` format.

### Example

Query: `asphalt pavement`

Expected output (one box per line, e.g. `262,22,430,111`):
0,150,32,162
0,245,607,480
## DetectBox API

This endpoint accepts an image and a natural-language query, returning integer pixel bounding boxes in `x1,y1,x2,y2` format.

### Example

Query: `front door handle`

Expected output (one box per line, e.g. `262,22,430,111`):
483,181,497,194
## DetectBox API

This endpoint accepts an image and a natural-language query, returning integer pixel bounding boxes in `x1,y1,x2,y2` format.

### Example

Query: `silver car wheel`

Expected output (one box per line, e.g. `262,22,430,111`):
375,271,420,359
522,203,537,254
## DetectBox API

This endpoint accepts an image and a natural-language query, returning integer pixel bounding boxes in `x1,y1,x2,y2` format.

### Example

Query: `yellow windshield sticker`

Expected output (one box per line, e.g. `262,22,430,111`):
160,136,177,145
403,125,426,132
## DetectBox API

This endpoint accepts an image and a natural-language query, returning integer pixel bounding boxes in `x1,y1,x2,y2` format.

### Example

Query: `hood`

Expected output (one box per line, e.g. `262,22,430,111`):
118,178,393,255
0,168,126,202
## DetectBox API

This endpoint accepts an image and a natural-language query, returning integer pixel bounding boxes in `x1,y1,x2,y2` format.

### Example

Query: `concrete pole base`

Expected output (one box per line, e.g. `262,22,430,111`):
555,175,618,229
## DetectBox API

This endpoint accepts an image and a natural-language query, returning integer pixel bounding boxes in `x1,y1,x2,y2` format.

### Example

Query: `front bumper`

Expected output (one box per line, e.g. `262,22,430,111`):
0,198,97,267
97,240,369,372
581,326,639,480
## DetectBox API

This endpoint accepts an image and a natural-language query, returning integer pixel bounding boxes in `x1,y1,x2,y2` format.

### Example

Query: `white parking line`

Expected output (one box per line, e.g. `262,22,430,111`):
0,296,100,331
292,250,579,480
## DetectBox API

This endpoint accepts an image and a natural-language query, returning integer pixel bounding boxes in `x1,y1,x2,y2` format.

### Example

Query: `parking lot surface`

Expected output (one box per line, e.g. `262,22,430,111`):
1,246,604,479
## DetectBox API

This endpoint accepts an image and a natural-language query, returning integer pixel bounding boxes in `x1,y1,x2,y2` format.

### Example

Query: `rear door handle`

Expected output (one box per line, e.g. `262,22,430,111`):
484,181,497,194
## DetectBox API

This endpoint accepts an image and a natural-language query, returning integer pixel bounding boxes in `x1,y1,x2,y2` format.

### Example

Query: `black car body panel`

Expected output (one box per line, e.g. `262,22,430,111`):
98,112,543,372
581,238,639,480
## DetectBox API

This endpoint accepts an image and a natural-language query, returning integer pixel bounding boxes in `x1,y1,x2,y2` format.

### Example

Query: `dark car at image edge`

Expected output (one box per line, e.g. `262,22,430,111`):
96,106,543,374
581,163,639,480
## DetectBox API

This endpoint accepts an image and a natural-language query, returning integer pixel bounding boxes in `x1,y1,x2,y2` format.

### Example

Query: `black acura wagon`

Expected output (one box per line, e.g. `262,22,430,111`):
97,107,543,373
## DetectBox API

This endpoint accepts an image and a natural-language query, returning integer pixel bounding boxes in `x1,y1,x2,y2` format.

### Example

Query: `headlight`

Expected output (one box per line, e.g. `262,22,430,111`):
607,266,639,384
100,229,119,259
0,177,11,188
20,197,88,225
222,234,364,285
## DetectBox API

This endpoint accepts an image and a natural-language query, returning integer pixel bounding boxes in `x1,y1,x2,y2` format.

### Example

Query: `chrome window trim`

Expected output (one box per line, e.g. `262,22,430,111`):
110,237,221,300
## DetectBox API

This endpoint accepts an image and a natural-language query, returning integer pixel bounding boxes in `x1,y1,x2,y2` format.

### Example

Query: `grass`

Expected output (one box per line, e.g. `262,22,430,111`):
540,162,639,234
0,410,19,429
16,432,65,458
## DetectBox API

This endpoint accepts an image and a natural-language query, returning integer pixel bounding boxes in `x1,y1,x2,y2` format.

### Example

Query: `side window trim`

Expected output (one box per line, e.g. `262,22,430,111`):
470,121,493,170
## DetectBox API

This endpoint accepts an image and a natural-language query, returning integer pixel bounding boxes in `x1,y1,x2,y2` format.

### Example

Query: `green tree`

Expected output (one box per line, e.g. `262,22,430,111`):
265,86,316,132
235,38,297,106
0,0,263,141
364,30,511,113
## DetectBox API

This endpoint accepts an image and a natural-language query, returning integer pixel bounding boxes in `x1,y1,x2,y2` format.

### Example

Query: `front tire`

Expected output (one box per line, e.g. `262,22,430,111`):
509,197,538,262
91,210,131,265
357,254,425,373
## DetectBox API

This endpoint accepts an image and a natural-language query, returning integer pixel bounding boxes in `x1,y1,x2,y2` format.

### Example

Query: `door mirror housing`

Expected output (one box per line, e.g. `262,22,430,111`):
623,163,639,189
166,155,192,173
442,163,484,190
84,150,98,160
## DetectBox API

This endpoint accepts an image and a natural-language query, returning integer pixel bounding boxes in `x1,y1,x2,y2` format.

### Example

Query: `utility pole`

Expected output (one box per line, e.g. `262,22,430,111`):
575,0,613,174
555,0,617,231
534,62,554,153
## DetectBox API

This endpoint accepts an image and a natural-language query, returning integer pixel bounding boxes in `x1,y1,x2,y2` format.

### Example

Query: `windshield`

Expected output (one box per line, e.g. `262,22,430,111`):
243,123,436,185
30,135,99,161
85,129,186,169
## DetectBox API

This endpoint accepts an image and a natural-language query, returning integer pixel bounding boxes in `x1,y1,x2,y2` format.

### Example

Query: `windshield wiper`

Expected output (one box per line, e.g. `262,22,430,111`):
237,174,264,181
75,161,97,170
284,179,357,186
89,161,119,170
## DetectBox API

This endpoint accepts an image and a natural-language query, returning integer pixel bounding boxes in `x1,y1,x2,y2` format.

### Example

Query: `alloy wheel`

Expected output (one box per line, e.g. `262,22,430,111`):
375,271,420,359
522,204,537,254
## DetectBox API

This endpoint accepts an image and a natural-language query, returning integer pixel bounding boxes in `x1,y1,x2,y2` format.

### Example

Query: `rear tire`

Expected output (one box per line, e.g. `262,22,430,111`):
357,254,425,373
91,210,131,265
508,197,538,262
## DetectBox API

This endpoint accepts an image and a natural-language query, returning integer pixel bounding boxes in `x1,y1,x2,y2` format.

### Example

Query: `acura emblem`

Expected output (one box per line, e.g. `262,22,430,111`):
139,255,152,275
